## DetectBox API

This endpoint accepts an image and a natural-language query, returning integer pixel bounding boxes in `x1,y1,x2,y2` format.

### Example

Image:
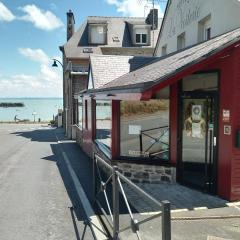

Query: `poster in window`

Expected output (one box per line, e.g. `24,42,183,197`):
192,122,202,138
192,105,202,121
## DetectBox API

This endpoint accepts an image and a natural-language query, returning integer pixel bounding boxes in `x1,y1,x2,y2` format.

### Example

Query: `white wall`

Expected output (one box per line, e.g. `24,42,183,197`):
155,0,240,56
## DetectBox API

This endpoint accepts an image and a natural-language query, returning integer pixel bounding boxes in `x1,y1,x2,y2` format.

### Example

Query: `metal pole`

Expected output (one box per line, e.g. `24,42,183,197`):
139,133,143,153
112,166,119,240
162,201,171,240
93,154,97,199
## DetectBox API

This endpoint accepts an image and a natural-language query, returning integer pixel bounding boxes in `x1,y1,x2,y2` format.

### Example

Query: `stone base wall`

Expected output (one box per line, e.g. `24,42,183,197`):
116,162,176,184
92,143,176,184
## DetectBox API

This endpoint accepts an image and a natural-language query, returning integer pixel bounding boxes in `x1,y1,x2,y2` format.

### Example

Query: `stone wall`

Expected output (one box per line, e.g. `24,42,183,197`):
93,143,176,184
116,162,176,184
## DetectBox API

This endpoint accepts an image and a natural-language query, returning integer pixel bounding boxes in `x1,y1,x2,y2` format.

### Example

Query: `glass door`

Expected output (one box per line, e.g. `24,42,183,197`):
180,94,217,194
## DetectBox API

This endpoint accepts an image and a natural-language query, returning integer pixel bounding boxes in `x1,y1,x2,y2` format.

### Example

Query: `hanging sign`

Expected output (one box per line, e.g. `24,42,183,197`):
223,109,230,122
192,105,202,121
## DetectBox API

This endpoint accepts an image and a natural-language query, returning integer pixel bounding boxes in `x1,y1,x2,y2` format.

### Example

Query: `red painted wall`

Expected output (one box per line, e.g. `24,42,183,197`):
197,47,240,200
111,100,120,159
170,83,178,166
230,47,240,200
82,97,94,158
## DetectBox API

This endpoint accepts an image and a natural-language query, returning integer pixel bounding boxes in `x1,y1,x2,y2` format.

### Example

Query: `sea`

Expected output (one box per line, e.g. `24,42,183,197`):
0,98,63,122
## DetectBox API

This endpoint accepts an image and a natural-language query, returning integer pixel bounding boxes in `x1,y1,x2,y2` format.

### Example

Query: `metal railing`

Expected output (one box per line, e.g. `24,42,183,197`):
139,126,169,158
93,154,171,240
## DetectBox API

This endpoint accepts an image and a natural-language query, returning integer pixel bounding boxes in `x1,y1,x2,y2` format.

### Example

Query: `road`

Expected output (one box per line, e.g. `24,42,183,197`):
0,124,96,240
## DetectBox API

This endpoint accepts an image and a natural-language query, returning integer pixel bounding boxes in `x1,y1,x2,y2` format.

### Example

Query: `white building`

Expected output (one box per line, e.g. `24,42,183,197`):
155,0,240,56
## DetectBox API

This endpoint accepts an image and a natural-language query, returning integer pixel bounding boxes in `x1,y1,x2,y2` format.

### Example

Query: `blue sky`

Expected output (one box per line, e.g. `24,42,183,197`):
0,0,167,97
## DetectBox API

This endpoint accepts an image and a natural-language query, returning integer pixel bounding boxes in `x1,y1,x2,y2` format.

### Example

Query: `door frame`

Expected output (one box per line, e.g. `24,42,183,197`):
177,80,220,194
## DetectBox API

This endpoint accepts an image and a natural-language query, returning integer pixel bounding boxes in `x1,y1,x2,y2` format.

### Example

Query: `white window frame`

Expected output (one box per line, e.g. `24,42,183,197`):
135,33,148,44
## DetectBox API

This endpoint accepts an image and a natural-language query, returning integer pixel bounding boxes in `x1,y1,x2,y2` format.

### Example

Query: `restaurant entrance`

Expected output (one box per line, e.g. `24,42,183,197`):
177,72,219,194
179,91,218,194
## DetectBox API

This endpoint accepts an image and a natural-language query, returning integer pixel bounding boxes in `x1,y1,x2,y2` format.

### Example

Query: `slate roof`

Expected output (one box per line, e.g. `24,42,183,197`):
93,27,240,93
90,54,158,89
63,16,162,59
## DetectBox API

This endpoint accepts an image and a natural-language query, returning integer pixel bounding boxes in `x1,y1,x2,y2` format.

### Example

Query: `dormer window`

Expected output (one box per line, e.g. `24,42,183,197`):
88,24,107,45
134,28,149,45
136,33,147,44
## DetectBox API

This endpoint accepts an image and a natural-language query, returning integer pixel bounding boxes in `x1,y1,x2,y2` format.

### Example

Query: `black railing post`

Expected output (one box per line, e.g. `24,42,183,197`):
112,166,119,240
93,154,96,200
162,200,171,240
139,133,143,152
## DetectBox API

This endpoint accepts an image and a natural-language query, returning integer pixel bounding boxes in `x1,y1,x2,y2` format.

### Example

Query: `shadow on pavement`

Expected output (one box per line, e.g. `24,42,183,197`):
11,128,57,142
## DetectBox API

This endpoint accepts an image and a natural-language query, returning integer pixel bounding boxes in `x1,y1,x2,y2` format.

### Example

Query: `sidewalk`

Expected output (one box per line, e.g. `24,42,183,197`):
53,128,240,240
53,128,108,240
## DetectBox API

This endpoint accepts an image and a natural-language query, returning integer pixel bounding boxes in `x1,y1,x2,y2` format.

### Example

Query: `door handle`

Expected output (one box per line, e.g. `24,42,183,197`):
214,137,217,146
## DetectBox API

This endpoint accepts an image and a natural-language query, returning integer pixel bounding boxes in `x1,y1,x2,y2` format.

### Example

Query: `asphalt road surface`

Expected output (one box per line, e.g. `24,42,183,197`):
0,124,95,240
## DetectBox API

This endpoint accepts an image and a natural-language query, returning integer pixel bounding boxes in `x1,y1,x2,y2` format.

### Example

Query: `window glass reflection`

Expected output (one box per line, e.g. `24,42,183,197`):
96,100,112,150
120,100,169,160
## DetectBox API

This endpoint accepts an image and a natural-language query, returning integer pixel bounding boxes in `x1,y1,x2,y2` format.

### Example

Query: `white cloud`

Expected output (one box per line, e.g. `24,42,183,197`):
0,48,62,97
0,1,15,22
19,4,63,31
105,0,164,17
18,48,50,65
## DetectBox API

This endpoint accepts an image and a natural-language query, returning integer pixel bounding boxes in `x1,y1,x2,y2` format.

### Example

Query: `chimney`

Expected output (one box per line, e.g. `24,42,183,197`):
67,10,75,41
146,8,158,30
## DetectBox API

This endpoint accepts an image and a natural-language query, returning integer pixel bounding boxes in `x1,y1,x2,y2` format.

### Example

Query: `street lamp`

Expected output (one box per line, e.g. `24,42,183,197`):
52,59,63,68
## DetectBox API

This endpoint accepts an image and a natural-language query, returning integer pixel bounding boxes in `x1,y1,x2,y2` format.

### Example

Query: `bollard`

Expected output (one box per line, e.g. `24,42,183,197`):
162,200,171,240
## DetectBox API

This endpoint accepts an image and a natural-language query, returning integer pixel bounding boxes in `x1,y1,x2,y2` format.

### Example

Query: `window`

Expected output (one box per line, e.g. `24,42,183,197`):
120,95,170,160
182,73,218,92
136,34,141,43
162,45,167,56
78,97,83,129
177,32,186,50
95,100,112,150
205,27,211,41
198,15,211,42
89,24,107,45
136,33,147,44
142,34,147,43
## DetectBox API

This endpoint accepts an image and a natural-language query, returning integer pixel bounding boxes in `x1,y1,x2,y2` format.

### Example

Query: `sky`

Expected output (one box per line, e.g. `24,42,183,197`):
0,0,167,98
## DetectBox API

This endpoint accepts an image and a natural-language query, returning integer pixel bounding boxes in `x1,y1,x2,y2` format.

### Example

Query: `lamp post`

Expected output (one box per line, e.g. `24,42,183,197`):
52,58,66,133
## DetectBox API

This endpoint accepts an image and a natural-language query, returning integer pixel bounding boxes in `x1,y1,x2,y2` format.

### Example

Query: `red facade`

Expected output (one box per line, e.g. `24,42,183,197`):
81,43,240,201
